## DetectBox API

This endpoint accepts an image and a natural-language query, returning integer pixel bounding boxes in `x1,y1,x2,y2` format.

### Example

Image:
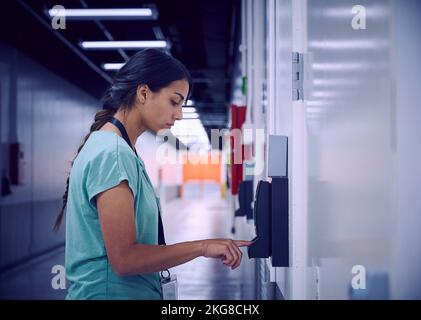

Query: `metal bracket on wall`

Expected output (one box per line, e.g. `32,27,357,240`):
292,52,304,101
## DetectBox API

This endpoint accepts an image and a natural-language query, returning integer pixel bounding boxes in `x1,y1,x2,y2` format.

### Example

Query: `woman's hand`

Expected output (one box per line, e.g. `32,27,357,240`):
200,239,253,269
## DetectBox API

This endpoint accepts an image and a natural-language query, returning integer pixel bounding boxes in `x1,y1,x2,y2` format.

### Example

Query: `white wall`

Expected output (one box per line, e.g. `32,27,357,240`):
285,0,421,299
391,0,421,299
240,0,421,300
0,43,97,268
305,0,398,300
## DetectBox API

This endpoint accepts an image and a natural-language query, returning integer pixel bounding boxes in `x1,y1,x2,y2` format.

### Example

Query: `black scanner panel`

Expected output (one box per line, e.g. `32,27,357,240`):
271,177,289,267
247,135,290,267
247,178,290,267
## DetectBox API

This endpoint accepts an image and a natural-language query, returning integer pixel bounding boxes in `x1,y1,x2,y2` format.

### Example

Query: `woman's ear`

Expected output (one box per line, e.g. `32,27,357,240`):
136,85,148,104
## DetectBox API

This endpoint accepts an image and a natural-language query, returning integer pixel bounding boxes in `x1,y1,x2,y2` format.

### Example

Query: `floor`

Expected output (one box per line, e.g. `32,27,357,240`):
163,183,242,300
0,248,67,300
0,183,243,300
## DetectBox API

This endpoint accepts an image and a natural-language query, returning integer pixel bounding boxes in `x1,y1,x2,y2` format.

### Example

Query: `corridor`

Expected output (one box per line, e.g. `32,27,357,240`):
2,0,421,302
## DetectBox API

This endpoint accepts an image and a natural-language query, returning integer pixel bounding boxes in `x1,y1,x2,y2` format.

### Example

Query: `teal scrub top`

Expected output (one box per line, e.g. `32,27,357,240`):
65,130,162,300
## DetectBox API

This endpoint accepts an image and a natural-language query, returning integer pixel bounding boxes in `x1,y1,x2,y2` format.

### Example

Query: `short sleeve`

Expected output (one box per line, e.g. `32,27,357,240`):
85,143,139,205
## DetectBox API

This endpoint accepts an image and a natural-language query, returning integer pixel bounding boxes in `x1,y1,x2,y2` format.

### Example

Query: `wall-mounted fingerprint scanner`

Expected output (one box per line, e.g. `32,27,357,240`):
247,135,290,267
268,135,289,267
247,180,271,258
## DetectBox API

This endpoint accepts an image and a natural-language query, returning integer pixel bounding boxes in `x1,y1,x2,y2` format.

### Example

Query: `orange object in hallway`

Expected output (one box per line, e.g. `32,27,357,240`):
181,153,222,197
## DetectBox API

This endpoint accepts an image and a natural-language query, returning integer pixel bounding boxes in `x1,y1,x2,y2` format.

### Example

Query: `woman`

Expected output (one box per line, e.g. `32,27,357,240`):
54,49,251,300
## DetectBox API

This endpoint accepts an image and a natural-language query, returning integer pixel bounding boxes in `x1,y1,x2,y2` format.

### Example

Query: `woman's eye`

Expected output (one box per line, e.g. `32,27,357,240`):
171,101,178,107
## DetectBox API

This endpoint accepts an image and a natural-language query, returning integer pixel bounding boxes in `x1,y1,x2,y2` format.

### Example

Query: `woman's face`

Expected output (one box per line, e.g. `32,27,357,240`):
139,79,189,133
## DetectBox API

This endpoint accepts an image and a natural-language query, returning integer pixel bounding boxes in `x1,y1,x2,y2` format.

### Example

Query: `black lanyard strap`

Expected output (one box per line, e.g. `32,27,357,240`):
108,117,137,155
108,117,166,246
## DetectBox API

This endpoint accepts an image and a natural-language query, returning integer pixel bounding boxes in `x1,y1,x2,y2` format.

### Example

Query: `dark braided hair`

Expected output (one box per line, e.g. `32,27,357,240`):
53,49,192,231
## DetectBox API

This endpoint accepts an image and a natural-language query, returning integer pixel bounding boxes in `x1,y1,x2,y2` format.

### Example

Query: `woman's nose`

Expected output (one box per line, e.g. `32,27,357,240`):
174,106,183,121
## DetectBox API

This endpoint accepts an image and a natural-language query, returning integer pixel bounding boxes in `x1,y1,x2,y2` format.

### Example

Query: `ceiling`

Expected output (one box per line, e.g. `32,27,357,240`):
1,0,240,134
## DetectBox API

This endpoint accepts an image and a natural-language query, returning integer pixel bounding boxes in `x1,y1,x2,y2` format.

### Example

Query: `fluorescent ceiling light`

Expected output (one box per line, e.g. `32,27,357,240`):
48,8,157,20
177,119,203,125
182,107,196,113
182,113,199,119
80,40,168,50
178,119,202,123
102,63,125,70
186,100,194,106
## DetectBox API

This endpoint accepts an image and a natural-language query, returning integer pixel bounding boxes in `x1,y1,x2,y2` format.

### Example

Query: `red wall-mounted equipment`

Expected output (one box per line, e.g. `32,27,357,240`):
230,105,246,195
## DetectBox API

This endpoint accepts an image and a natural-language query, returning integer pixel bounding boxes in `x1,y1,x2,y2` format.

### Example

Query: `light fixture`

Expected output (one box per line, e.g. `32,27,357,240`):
179,119,202,123
186,100,194,106
182,113,199,119
182,107,196,113
47,8,158,20
80,40,168,50
102,63,125,70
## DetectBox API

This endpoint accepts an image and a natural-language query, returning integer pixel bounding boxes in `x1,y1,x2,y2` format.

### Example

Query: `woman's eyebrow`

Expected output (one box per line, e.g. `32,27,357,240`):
173,92,185,103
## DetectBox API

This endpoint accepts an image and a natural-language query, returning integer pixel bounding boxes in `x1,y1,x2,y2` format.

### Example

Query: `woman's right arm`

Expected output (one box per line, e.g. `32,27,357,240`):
96,181,251,277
